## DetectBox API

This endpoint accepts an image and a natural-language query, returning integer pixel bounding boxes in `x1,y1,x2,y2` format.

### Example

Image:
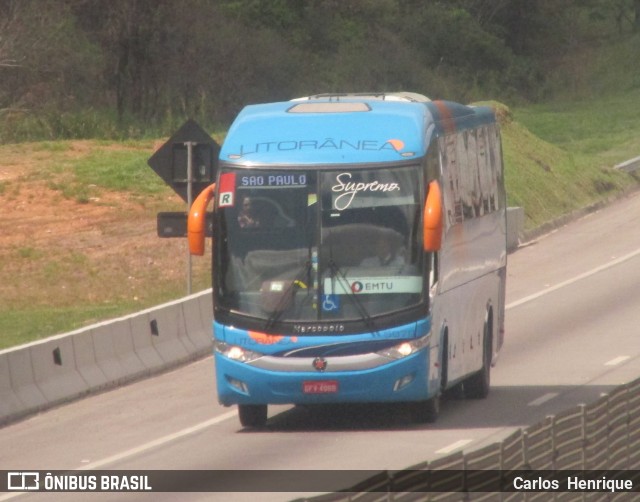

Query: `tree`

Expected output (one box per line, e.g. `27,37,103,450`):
0,0,100,115
72,0,170,121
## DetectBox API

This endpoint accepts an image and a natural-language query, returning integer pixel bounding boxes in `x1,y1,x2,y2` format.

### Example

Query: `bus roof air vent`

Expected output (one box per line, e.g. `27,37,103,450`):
287,102,371,114
291,92,430,103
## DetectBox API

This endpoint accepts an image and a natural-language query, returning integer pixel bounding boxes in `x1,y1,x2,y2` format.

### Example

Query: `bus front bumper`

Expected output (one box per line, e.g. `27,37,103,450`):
214,349,434,406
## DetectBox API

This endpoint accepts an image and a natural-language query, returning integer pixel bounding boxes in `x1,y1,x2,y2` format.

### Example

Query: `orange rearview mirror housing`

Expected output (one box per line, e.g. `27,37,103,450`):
188,183,216,256
423,180,443,252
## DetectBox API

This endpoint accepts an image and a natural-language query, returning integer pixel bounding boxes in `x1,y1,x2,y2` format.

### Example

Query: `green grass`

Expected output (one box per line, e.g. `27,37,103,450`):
500,94,639,229
512,89,640,164
24,140,170,204
72,148,167,196
0,304,131,350
0,275,213,351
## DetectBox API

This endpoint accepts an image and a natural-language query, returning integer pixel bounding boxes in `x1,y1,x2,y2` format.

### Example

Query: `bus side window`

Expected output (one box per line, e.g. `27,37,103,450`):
477,127,491,214
442,135,462,226
426,143,439,181
487,125,502,211
467,130,483,218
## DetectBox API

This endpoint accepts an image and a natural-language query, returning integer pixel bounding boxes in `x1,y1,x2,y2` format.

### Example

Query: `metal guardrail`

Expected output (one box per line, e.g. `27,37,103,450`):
297,376,640,500
614,156,640,172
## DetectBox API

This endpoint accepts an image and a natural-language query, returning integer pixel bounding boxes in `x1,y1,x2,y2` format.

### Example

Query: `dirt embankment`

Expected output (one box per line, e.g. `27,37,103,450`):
0,141,211,343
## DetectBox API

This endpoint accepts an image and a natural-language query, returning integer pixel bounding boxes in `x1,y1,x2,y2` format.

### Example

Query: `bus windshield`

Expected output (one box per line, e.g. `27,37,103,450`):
215,165,426,332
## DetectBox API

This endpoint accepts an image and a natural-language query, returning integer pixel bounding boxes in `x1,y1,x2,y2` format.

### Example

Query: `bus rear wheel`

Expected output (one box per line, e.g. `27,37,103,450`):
464,321,491,399
238,404,268,428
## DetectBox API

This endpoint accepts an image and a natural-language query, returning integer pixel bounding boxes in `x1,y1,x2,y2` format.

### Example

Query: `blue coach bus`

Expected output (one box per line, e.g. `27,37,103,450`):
188,93,506,427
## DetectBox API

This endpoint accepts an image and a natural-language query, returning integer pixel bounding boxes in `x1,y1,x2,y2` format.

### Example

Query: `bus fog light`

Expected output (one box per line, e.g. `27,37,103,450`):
394,374,415,391
227,376,249,394
215,341,263,363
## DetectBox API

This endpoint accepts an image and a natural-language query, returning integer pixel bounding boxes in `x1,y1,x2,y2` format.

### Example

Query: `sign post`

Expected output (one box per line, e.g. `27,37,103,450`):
185,141,195,294
147,121,220,294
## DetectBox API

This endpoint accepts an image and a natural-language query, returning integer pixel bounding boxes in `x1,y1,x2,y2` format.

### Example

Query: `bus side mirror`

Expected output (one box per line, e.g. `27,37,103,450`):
423,180,443,252
188,183,216,256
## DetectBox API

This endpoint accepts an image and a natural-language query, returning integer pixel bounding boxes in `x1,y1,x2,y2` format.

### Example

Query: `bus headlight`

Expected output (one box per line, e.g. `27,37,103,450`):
376,334,430,360
215,341,263,363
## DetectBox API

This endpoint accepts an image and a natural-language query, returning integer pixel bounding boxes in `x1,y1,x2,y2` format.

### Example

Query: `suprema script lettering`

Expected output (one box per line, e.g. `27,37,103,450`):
332,172,400,210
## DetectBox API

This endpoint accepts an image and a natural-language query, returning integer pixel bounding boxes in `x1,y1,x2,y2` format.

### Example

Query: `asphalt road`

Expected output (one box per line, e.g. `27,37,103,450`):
2,191,640,501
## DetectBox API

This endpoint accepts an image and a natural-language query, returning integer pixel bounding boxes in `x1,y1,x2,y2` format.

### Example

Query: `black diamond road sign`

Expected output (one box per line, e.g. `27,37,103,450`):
147,119,221,203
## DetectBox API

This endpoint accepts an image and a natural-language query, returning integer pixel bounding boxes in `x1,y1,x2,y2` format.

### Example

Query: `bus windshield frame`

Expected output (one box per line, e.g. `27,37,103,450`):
213,163,429,335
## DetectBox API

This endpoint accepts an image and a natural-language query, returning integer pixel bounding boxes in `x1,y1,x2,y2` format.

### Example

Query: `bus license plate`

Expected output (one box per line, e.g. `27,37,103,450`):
303,380,338,394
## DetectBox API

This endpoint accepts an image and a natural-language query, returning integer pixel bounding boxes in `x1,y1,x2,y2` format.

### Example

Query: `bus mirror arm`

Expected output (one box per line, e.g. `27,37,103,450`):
188,183,216,256
423,180,443,252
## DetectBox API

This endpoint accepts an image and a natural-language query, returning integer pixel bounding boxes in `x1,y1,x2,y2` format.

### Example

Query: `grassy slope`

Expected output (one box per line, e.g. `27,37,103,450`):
0,140,213,349
0,97,638,349
499,93,640,229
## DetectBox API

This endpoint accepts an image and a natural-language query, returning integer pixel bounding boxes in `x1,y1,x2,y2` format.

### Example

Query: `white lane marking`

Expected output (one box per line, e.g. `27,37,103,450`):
0,411,239,501
76,410,238,471
604,356,631,366
435,439,472,455
506,247,640,310
527,392,559,407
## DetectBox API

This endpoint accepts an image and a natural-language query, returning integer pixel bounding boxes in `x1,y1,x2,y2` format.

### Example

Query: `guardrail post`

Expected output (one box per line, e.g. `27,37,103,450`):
579,404,586,502
546,414,558,502
521,431,529,502
547,414,556,471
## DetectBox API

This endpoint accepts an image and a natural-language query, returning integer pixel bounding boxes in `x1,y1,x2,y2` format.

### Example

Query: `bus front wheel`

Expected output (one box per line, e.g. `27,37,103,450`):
238,404,267,428
411,395,440,423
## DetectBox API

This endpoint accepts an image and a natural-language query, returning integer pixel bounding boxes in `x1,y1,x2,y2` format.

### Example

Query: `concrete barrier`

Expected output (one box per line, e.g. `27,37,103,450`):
71,326,109,389
5,344,48,415
198,293,214,328
147,300,193,364
615,155,640,172
29,335,90,406
0,352,23,422
91,318,146,385
182,294,212,354
0,289,213,426
506,206,524,251
128,312,165,373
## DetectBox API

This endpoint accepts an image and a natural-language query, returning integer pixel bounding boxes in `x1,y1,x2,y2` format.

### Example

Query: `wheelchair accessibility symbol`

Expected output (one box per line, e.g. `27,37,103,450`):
322,294,340,312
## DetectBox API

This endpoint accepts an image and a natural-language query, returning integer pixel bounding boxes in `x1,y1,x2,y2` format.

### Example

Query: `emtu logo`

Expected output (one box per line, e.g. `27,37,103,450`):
351,281,364,293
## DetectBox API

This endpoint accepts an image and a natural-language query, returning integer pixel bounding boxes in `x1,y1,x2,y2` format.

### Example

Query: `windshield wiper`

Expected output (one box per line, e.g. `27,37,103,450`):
265,261,313,331
326,259,378,334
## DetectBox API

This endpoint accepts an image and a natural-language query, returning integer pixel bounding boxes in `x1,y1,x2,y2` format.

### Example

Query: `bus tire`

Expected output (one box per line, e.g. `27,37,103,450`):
412,395,440,423
412,331,445,424
464,318,491,399
238,404,268,428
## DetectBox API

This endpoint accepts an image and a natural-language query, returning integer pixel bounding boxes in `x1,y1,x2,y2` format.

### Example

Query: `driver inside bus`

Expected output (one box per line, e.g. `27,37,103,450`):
360,237,404,268
237,196,260,228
